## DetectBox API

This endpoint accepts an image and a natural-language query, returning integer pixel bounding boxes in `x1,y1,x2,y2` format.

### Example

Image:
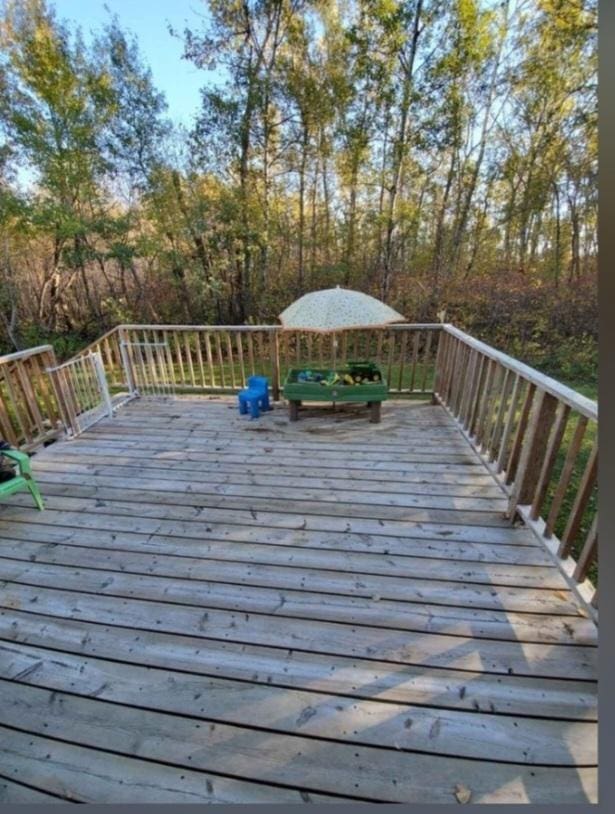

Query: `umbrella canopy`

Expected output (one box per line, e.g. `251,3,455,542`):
279,286,405,332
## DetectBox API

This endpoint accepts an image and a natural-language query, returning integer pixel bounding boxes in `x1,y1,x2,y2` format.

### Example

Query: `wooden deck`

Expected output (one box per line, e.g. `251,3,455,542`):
0,397,597,803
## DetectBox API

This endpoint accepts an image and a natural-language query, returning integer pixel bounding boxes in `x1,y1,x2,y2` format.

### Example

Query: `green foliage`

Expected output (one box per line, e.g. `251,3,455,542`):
0,0,597,363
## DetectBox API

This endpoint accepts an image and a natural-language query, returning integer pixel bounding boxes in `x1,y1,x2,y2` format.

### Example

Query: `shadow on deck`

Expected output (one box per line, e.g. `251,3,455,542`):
0,397,597,803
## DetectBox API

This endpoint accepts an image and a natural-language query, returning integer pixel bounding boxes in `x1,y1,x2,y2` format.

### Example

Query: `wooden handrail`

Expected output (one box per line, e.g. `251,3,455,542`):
0,344,63,450
118,324,281,332
87,323,444,400
0,344,55,365
74,326,123,358
435,325,598,613
443,324,597,419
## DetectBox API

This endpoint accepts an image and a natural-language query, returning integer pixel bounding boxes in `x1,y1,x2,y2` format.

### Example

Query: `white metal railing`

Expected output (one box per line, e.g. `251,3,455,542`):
46,352,114,437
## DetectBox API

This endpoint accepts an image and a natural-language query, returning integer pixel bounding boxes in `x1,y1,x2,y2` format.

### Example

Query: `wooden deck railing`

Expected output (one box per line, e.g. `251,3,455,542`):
435,324,598,610
0,345,64,450
1,321,598,610
77,323,443,401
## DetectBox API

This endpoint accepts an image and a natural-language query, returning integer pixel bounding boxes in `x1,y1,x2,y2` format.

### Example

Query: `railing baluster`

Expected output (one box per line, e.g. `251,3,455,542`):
496,373,521,474
151,330,167,388
375,331,383,366
184,333,196,388
195,333,207,388
351,330,359,360
473,358,496,445
15,360,45,436
269,330,280,400
3,368,31,446
544,415,588,538
226,332,237,390
508,389,558,516
409,331,420,392
214,332,225,388
457,348,476,427
160,331,173,388
397,331,408,391
558,444,598,558
529,402,571,520
386,330,395,388
505,381,536,485
487,368,513,461
236,333,246,387
452,339,467,410
420,329,433,393
482,364,506,451
173,331,185,385
0,377,19,446
453,342,472,417
572,515,597,582
294,331,301,365
30,354,59,426
246,332,255,377
443,336,460,405
306,333,313,365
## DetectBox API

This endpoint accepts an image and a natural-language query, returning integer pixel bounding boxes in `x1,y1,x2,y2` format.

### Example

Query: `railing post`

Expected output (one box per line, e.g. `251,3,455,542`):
92,352,114,418
118,327,137,395
432,328,446,403
46,364,79,437
270,329,281,401
507,389,558,518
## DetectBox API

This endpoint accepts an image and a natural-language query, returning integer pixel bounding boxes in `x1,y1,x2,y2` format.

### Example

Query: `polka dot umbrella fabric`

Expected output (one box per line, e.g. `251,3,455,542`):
279,286,406,332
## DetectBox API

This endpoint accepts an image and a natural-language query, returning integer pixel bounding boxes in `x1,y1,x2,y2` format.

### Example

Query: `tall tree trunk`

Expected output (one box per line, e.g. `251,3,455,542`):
568,195,581,282
431,148,457,294
297,119,309,293
552,181,561,289
450,0,509,274
379,0,423,302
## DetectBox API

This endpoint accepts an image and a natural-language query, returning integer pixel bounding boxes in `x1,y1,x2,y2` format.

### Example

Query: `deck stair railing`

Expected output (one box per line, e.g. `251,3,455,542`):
0,321,598,611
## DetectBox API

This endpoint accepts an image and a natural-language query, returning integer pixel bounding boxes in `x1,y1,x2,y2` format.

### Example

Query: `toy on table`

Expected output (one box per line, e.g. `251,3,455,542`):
237,375,272,419
284,361,388,423
297,370,324,383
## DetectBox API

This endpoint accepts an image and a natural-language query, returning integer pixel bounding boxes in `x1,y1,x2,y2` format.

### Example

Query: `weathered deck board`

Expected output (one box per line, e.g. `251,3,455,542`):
0,537,580,600
47,446,498,483
0,682,597,804
0,611,597,720
0,517,550,564
29,469,511,512
0,397,598,803
0,774,65,804
0,727,340,804
0,643,596,764
0,556,594,639
0,494,540,543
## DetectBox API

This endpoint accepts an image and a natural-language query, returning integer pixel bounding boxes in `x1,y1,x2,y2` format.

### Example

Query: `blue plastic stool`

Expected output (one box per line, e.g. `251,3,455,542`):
238,376,271,418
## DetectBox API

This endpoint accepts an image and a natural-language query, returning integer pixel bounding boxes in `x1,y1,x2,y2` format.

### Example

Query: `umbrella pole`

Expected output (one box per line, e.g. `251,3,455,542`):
332,334,337,371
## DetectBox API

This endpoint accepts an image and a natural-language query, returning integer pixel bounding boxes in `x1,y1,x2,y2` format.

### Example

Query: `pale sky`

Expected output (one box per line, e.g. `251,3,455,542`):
53,0,210,127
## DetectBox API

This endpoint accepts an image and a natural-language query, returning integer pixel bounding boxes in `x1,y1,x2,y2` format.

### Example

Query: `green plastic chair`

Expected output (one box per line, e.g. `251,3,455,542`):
0,449,44,510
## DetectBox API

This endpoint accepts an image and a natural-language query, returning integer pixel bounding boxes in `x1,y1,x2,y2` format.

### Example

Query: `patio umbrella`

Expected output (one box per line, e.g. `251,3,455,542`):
279,286,405,333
